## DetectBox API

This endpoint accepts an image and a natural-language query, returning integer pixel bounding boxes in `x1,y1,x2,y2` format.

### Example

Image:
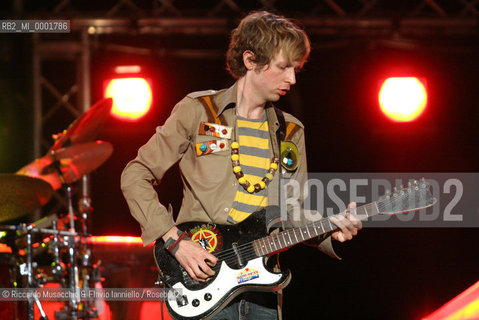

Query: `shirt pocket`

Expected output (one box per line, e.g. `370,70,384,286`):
193,137,231,183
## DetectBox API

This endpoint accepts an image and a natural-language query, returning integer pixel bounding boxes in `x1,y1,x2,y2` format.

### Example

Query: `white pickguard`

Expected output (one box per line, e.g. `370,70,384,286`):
168,257,283,319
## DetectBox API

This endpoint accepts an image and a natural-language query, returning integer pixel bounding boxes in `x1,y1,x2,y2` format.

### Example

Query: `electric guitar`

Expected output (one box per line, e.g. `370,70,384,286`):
154,179,436,320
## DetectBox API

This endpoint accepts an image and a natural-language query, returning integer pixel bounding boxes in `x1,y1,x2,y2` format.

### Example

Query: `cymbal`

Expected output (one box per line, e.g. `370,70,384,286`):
51,98,113,151
0,174,53,222
17,141,113,190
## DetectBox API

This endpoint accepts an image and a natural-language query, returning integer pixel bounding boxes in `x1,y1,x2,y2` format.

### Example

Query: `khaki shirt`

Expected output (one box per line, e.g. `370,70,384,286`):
121,82,338,258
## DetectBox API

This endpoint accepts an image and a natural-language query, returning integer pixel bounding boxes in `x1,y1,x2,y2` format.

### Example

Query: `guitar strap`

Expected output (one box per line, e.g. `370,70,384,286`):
274,106,286,148
285,121,300,141
198,95,227,125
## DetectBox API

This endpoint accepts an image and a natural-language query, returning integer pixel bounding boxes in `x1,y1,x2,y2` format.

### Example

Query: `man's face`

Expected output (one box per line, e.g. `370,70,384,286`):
250,49,301,103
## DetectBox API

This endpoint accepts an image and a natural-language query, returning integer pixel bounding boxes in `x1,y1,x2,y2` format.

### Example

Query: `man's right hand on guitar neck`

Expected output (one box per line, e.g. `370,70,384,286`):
162,226,218,282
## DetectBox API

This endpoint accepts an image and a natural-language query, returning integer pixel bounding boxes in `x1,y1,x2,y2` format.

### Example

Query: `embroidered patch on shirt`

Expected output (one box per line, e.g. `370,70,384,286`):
198,122,232,139
195,139,229,156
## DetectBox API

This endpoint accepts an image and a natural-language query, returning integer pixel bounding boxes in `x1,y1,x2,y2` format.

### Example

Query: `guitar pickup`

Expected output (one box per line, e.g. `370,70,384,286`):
232,242,244,267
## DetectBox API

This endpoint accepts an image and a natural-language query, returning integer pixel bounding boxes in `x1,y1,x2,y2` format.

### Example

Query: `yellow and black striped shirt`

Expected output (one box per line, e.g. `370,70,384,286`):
228,114,270,223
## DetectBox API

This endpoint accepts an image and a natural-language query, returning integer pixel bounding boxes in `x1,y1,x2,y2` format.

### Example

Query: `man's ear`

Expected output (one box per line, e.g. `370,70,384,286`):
242,50,255,71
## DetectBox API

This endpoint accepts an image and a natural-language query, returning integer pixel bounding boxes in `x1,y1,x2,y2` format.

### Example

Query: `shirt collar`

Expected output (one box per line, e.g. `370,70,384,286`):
214,81,279,126
214,82,238,116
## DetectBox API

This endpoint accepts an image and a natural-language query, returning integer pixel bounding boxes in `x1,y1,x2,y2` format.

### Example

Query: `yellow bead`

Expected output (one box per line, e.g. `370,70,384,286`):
247,185,255,193
231,154,239,161
233,166,242,173
270,162,278,170
266,173,274,180
259,181,266,189
238,177,246,184
231,142,239,149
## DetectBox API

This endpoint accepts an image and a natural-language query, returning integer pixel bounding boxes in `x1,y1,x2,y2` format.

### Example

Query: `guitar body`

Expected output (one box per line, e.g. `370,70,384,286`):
154,210,291,320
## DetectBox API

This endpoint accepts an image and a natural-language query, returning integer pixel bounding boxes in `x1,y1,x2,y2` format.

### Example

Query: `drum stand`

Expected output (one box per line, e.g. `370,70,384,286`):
53,185,99,320
25,225,48,320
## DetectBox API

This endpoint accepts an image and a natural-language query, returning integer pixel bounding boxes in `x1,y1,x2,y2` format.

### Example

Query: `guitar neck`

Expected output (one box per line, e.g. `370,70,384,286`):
252,202,379,256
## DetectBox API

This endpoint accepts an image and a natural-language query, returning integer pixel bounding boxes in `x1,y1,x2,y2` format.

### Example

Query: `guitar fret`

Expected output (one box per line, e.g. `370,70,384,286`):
298,227,304,241
301,226,308,240
258,239,264,255
312,223,319,236
264,237,272,254
319,221,325,233
270,236,278,252
363,206,369,217
306,226,311,239
275,234,283,249
278,233,284,248
293,229,299,243
287,230,293,245
328,219,333,231
282,232,290,246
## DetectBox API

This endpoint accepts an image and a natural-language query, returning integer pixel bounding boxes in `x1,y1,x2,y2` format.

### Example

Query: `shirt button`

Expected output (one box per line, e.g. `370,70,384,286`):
232,182,237,186
224,207,229,212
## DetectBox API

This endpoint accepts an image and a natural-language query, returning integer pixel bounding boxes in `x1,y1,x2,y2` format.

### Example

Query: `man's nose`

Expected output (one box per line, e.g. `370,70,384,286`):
286,68,296,85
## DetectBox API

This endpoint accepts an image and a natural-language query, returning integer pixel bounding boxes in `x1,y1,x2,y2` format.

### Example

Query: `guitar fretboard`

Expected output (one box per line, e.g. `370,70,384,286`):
252,202,379,256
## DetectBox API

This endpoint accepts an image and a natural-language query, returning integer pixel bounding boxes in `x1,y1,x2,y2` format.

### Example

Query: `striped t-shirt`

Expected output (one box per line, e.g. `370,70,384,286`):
228,113,270,223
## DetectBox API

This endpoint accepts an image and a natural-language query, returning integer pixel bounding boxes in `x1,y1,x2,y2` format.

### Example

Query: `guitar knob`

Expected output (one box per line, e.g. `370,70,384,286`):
204,293,212,301
192,299,200,307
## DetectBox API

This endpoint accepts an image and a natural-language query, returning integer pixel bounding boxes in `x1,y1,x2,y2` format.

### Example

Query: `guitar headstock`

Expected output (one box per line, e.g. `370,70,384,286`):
376,178,436,215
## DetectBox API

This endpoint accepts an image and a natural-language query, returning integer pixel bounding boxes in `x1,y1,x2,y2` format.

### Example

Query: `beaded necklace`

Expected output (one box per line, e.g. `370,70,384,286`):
230,141,279,193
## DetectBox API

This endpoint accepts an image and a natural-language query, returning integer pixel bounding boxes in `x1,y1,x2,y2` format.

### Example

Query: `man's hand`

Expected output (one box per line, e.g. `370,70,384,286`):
330,202,362,242
162,226,218,282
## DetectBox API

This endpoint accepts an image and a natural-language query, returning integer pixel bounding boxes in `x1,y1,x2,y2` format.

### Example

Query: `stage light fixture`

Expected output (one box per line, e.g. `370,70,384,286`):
104,65,153,121
379,77,427,122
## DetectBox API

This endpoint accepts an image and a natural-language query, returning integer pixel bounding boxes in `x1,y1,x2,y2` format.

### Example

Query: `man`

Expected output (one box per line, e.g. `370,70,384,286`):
121,11,361,319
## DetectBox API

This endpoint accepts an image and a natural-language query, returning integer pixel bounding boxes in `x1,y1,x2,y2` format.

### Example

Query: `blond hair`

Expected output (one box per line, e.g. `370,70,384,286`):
226,11,310,78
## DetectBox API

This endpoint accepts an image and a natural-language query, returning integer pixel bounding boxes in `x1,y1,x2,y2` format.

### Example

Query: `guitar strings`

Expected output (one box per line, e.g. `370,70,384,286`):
206,194,425,275
211,204,373,263
211,215,341,263
210,192,422,265
212,208,350,260
211,210,349,262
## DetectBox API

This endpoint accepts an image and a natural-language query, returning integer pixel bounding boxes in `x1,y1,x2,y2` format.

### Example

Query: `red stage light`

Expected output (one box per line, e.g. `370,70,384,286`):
88,235,144,244
379,77,427,122
104,77,152,121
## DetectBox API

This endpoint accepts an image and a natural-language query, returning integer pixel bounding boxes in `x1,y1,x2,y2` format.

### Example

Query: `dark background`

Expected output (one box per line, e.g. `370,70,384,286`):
1,6,479,320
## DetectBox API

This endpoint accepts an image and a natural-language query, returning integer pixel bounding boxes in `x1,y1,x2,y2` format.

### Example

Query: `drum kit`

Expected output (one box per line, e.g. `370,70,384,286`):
0,98,114,320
